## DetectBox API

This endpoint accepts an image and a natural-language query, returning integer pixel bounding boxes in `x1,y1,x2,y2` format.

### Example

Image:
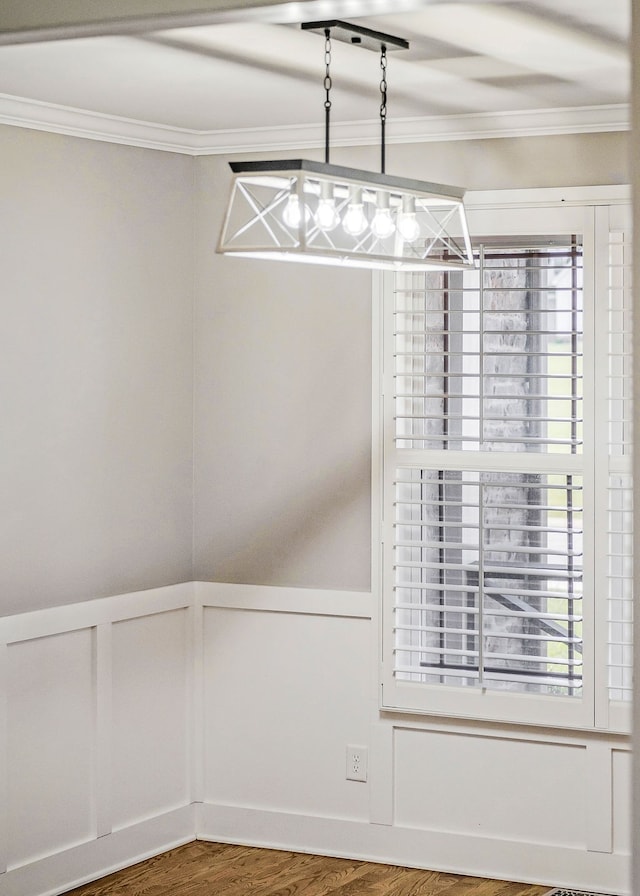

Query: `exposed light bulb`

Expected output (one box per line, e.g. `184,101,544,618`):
282,190,304,228
317,199,340,231
343,204,367,236
371,208,395,239
371,192,396,240
397,195,420,242
316,181,340,231
343,186,368,237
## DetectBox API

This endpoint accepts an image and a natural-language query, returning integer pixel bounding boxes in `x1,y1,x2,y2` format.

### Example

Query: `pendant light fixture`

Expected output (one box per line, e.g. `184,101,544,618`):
217,20,474,271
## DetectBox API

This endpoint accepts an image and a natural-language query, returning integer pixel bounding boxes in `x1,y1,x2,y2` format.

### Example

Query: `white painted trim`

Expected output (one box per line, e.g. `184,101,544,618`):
383,713,632,749
593,203,613,733
188,603,204,805
0,642,7,876
0,807,195,896
369,722,393,827
383,105,629,145
0,582,194,644
0,94,629,155
94,624,113,840
195,581,373,618
609,701,632,734
465,183,632,208
393,447,585,475
586,742,614,854
196,803,631,895
0,95,200,154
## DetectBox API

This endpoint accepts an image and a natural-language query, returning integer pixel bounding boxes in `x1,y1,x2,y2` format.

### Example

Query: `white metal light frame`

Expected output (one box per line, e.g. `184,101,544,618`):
218,159,474,271
216,21,474,272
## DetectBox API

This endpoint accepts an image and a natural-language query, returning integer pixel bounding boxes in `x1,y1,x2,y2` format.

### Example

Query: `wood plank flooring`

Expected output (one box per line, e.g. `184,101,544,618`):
63,841,550,896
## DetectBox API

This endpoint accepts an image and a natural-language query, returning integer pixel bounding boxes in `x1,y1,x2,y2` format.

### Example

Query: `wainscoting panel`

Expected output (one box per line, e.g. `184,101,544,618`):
0,584,194,896
195,583,631,896
111,609,191,831
394,728,586,849
0,583,632,896
6,629,96,870
612,749,633,855
201,598,373,822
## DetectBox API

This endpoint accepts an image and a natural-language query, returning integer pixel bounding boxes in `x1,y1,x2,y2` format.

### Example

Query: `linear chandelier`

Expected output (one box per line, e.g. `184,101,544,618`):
217,20,474,272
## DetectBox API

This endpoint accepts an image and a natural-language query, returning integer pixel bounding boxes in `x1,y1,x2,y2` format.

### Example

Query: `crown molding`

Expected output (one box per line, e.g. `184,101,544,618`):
0,94,629,156
0,94,198,153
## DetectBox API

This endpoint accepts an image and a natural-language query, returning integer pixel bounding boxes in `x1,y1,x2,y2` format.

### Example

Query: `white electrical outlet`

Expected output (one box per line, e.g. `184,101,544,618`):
346,744,368,782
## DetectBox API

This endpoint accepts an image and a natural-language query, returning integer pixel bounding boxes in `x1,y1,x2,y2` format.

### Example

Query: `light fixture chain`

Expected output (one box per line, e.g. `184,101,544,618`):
324,28,332,164
379,44,388,174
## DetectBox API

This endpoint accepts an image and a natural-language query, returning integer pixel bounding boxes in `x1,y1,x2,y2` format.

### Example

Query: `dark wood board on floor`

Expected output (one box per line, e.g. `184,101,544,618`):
62,841,549,896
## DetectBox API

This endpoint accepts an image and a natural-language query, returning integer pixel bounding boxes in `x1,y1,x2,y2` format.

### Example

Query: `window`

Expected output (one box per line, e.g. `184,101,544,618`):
376,194,632,730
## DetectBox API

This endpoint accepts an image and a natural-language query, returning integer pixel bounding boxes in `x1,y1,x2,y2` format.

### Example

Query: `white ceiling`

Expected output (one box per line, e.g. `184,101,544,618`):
0,0,630,153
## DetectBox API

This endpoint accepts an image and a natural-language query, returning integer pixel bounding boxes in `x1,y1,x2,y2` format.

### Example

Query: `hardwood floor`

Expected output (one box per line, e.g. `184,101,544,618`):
63,841,550,896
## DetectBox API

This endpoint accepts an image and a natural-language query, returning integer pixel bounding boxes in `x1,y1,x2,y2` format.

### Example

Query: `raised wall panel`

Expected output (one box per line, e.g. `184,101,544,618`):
111,609,190,830
394,728,587,849
612,748,633,854
202,606,371,822
6,629,96,869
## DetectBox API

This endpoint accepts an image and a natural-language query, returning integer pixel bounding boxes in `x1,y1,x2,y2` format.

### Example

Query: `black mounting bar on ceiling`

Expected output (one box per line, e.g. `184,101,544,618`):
301,19,409,52
301,20,409,171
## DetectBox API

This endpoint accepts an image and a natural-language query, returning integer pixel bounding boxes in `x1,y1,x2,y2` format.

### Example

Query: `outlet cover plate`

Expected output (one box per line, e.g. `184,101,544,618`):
346,744,368,782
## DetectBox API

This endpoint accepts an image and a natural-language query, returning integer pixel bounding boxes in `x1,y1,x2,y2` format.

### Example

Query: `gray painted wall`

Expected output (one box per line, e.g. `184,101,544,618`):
0,126,194,615
0,126,629,610
192,153,372,590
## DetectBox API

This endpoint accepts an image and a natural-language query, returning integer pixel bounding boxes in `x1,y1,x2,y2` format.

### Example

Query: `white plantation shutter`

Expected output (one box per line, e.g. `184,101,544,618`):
606,221,633,707
394,468,583,695
394,240,583,454
379,197,632,728
607,473,633,703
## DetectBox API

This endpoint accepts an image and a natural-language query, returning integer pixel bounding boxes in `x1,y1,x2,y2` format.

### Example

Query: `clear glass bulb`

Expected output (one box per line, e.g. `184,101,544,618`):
282,192,303,228
370,192,396,240
315,181,340,231
371,208,395,239
316,198,340,231
342,187,368,236
397,212,420,242
397,195,420,242
343,204,367,236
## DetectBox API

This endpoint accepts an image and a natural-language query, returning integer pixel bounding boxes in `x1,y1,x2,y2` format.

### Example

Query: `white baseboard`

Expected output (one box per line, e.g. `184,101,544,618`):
2,800,629,896
0,806,195,896
196,803,631,896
